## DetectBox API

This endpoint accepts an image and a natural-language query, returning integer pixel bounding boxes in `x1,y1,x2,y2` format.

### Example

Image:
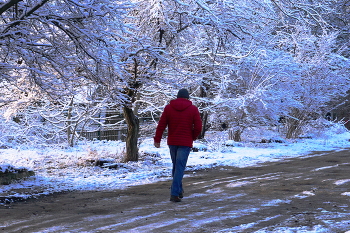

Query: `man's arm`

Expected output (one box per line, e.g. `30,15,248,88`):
154,106,168,147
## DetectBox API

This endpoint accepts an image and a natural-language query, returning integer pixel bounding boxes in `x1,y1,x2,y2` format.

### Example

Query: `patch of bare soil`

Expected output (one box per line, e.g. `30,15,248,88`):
1,149,350,232
0,166,34,185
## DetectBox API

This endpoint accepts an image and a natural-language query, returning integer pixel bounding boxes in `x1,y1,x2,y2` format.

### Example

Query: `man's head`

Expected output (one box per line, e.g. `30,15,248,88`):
177,89,190,99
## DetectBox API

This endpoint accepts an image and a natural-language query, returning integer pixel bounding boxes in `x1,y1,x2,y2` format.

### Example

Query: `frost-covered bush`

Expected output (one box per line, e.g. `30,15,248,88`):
302,118,349,138
0,111,65,148
204,131,228,152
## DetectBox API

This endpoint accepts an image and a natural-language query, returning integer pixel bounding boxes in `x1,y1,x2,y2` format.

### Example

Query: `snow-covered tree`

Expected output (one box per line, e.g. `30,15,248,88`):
124,0,349,142
126,0,280,136
1,0,348,152
202,0,349,140
271,1,350,138
0,0,134,146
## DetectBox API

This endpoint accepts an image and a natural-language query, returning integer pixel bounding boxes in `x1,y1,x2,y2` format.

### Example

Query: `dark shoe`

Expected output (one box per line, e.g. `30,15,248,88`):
179,191,184,199
170,195,181,202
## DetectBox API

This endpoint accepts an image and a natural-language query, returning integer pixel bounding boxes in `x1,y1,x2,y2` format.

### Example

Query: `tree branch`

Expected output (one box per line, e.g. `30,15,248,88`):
0,0,50,36
19,0,50,20
0,0,22,16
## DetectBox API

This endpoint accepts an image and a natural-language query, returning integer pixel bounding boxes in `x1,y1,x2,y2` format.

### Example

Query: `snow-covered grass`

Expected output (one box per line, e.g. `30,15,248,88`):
1,124,350,231
1,124,350,201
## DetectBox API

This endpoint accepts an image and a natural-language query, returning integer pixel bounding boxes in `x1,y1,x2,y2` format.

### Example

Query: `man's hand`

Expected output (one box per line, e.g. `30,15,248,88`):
154,142,160,148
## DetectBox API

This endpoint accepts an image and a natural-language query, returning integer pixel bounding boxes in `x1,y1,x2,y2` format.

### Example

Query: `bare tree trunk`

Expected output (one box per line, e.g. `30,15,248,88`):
198,111,208,139
198,85,209,139
67,97,74,147
285,118,303,139
285,108,306,139
122,56,142,162
233,130,242,142
228,128,242,142
123,106,139,162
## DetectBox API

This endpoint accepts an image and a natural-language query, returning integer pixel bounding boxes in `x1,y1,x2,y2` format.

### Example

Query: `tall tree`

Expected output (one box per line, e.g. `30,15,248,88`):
270,0,350,138
0,0,134,146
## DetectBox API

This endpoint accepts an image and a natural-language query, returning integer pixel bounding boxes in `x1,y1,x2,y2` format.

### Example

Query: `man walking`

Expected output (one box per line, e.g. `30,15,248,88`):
154,89,202,202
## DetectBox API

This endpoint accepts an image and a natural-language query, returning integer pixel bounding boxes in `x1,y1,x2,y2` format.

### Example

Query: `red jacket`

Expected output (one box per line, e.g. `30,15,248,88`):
154,98,202,147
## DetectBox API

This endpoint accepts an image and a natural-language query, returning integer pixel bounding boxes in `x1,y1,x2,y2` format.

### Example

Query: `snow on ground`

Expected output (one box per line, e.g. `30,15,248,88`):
1,125,350,231
1,125,350,200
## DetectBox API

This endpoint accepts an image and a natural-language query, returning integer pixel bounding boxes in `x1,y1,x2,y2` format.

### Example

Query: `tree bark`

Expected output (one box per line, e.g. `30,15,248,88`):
198,111,208,139
285,108,306,139
228,128,242,142
198,85,209,139
233,130,242,142
123,106,139,162
67,97,74,147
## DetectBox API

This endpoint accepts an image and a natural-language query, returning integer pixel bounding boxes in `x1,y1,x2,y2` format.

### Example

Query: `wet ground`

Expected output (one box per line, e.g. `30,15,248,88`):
1,149,350,232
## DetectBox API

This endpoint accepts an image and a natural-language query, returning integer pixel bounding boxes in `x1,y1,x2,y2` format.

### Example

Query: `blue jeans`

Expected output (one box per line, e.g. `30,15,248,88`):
169,145,191,197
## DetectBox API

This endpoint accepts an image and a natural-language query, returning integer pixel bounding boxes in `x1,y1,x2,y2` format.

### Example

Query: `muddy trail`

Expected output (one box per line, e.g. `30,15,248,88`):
1,149,350,232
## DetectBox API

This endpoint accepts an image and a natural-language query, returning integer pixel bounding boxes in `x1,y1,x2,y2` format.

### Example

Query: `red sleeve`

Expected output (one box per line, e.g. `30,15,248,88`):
192,106,202,140
154,106,169,143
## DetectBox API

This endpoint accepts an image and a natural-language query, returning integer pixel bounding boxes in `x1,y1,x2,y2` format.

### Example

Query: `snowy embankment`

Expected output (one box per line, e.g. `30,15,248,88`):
1,126,350,203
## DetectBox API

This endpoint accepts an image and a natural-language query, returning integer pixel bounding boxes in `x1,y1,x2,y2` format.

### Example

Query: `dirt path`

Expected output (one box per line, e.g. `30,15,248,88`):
1,149,350,232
